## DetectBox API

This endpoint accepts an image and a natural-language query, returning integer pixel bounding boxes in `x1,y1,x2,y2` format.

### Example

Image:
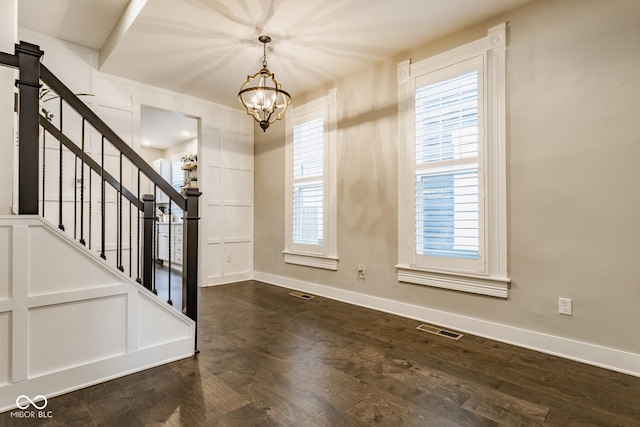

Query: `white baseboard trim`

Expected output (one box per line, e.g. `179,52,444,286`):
202,272,253,287
0,338,194,413
253,271,640,378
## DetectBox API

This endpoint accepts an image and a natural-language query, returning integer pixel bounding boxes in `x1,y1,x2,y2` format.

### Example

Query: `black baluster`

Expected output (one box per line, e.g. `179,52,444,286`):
152,185,157,295
100,136,106,260
79,119,86,246
117,152,124,272
88,169,92,250
73,155,77,239
136,169,142,284
167,199,172,306
142,194,154,291
129,200,133,278
58,96,64,231
41,128,46,216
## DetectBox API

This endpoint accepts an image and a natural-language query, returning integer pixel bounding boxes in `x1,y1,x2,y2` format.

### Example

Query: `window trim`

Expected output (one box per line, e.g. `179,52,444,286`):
284,89,338,270
397,23,509,298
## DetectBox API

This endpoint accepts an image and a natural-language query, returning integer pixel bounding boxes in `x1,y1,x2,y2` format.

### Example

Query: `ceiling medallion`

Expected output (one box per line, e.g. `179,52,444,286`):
238,35,291,132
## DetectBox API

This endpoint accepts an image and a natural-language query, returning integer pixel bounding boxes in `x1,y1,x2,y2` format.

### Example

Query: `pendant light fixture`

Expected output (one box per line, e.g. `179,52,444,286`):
238,36,291,132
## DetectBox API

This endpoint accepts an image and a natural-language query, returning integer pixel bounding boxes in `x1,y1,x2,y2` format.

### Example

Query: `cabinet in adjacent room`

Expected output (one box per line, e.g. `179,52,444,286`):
157,223,183,266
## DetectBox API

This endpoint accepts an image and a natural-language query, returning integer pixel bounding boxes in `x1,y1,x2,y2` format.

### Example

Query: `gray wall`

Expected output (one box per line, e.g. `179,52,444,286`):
254,0,640,356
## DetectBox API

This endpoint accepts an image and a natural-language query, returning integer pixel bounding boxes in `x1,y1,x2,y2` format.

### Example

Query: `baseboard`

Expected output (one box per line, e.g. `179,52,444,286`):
253,271,640,378
0,338,194,413
202,272,253,287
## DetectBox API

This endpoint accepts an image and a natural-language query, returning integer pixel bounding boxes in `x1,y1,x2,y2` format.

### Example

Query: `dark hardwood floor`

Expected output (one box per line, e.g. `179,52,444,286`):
153,264,183,310
3,280,639,426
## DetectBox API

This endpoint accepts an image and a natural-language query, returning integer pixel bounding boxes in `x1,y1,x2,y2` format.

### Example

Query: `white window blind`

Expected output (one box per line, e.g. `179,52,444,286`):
292,118,324,246
171,155,183,192
415,70,481,260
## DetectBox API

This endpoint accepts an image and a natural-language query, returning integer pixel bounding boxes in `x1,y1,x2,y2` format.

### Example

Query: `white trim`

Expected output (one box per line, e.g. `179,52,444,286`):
397,23,509,297
202,272,253,287
284,89,338,265
396,266,508,298
0,338,192,412
27,284,131,308
0,300,11,313
253,271,640,378
283,251,339,271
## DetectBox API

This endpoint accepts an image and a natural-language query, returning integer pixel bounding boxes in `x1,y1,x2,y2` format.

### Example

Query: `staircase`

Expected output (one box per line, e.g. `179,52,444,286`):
0,41,200,412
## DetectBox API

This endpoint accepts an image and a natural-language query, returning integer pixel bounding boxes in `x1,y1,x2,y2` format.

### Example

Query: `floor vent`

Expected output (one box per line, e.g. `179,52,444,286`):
416,324,463,340
289,291,315,300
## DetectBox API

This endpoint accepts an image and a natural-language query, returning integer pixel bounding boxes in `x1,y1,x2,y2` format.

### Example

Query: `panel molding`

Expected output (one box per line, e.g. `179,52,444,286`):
0,216,195,411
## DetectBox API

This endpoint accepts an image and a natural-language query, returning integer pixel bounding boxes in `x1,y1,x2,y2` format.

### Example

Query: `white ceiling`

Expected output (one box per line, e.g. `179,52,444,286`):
19,0,533,110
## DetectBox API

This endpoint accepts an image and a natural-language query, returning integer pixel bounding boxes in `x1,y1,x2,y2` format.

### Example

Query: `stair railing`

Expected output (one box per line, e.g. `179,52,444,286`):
1,41,200,333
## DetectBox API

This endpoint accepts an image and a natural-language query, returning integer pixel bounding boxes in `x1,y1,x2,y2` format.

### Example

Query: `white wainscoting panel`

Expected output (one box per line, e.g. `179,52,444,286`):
223,241,252,276
221,130,252,168
200,124,254,286
0,313,9,386
0,216,195,412
222,168,252,204
223,205,252,239
206,243,221,280
207,205,221,240
28,226,122,295
138,293,192,350
28,295,128,378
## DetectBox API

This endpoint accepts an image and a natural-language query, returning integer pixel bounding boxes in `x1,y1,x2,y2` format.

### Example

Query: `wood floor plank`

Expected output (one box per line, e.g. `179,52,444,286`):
461,393,548,426
498,381,640,427
2,280,639,426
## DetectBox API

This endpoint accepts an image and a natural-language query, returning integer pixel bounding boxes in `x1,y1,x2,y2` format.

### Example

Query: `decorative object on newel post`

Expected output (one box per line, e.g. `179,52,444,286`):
238,35,291,132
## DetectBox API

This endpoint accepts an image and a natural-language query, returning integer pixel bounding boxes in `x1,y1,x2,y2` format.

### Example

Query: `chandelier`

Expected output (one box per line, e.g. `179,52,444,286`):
238,36,291,132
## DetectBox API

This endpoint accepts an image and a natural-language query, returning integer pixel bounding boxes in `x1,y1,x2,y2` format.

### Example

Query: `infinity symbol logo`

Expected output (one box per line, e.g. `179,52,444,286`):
16,395,48,410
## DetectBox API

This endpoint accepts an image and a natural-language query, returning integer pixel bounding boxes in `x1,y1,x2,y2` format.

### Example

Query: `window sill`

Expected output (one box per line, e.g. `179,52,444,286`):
283,252,338,271
396,265,509,298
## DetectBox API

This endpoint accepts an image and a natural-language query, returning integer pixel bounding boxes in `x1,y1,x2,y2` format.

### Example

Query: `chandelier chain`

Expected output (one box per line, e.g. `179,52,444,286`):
262,42,268,68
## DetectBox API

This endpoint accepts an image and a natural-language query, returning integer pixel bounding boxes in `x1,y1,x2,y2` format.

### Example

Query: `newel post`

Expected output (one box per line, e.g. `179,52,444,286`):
142,194,156,292
16,41,44,214
182,188,201,327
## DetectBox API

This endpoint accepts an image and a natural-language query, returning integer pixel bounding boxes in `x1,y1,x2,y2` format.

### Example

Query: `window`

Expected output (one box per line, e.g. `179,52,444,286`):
284,90,338,270
292,118,324,246
397,24,509,298
171,154,184,193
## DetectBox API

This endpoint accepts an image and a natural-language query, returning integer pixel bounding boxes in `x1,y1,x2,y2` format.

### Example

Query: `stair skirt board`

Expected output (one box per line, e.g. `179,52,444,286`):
0,216,196,412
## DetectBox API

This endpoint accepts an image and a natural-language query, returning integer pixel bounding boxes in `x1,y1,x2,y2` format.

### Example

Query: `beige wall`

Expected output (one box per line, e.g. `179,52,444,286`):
255,0,640,357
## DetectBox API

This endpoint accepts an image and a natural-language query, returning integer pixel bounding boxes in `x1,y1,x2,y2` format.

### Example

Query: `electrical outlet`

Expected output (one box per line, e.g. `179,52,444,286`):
358,264,366,280
559,297,572,316
226,254,231,262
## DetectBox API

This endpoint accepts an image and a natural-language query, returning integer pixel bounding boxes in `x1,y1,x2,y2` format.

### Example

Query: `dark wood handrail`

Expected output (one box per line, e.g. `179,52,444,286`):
40,116,142,209
0,51,18,68
40,65,186,211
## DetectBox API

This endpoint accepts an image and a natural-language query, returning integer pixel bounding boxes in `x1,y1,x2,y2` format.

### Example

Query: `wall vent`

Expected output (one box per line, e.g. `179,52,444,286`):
416,323,463,340
289,291,315,300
